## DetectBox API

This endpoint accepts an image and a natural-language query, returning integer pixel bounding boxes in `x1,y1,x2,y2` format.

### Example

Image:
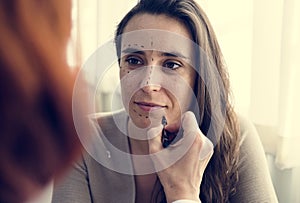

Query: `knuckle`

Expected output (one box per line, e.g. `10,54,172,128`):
193,133,203,147
149,143,161,154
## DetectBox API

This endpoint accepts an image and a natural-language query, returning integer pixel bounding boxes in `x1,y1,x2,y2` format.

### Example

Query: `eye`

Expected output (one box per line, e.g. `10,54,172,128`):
125,56,143,66
163,61,182,70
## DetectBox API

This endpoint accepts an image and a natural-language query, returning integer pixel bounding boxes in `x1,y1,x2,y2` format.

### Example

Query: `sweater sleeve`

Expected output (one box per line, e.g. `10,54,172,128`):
229,115,278,203
51,155,92,203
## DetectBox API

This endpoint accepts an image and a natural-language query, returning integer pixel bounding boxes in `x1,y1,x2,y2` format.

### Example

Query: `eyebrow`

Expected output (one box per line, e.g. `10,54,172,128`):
121,48,190,59
121,48,145,55
161,51,189,59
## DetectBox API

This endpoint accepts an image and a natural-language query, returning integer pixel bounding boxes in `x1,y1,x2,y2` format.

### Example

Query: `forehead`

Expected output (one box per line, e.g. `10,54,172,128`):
120,14,196,60
120,29,195,60
123,13,192,39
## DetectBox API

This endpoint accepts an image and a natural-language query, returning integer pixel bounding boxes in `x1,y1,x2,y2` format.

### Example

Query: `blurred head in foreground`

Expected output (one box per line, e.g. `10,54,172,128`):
0,0,84,202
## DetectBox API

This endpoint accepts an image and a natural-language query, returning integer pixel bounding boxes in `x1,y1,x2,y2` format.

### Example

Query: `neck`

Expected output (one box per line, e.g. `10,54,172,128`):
128,119,150,155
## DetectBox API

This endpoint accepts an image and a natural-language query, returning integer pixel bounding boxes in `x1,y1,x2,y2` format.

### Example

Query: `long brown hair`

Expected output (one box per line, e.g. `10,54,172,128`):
0,1,82,202
115,0,240,202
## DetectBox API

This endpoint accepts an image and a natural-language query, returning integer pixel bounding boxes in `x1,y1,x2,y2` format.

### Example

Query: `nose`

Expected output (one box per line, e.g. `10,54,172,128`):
141,65,162,93
142,83,161,92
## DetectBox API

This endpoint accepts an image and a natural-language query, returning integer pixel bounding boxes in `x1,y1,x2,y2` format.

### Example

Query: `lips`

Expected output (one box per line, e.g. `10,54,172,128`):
134,101,167,112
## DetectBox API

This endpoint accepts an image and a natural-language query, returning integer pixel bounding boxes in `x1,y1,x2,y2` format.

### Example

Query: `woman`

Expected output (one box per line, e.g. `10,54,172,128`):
52,0,278,202
0,1,84,202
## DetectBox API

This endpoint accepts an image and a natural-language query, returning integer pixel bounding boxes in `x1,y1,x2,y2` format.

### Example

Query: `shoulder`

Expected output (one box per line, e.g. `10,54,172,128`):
230,114,278,202
84,108,131,160
236,113,266,166
237,114,263,150
237,114,258,142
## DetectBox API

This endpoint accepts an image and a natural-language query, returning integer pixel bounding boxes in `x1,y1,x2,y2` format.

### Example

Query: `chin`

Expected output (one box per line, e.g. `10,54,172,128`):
134,119,151,129
129,114,151,129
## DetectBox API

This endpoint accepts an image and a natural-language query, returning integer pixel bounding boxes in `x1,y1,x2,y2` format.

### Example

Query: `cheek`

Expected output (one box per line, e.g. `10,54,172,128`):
164,75,195,111
185,68,197,88
120,70,132,110
119,65,131,77
119,67,147,110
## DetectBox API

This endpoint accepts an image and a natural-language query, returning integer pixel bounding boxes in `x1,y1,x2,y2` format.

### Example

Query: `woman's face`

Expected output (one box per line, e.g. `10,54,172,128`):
119,14,196,129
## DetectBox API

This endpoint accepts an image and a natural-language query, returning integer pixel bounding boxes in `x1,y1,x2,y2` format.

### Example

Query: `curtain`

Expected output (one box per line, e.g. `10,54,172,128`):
250,0,300,170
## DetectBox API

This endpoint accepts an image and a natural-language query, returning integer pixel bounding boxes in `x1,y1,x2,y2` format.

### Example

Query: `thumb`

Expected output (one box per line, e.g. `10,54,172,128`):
181,111,214,160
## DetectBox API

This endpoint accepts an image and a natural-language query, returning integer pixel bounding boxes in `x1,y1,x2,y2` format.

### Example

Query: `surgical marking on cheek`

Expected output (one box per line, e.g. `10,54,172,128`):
120,66,130,74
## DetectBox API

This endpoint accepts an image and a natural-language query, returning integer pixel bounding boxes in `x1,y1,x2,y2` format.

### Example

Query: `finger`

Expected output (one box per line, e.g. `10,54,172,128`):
147,123,163,153
147,123,191,171
181,111,214,160
199,136,214,160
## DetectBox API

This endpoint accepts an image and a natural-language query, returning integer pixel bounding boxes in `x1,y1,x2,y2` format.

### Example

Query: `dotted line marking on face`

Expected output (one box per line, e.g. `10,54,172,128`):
145,66,154,86
133,108,148,118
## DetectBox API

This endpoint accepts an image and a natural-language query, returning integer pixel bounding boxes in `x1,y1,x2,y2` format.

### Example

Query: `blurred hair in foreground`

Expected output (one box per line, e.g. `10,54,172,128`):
0,1,86,202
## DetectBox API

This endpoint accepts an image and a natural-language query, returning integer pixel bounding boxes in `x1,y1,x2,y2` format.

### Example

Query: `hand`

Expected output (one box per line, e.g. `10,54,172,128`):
147,111,213,203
